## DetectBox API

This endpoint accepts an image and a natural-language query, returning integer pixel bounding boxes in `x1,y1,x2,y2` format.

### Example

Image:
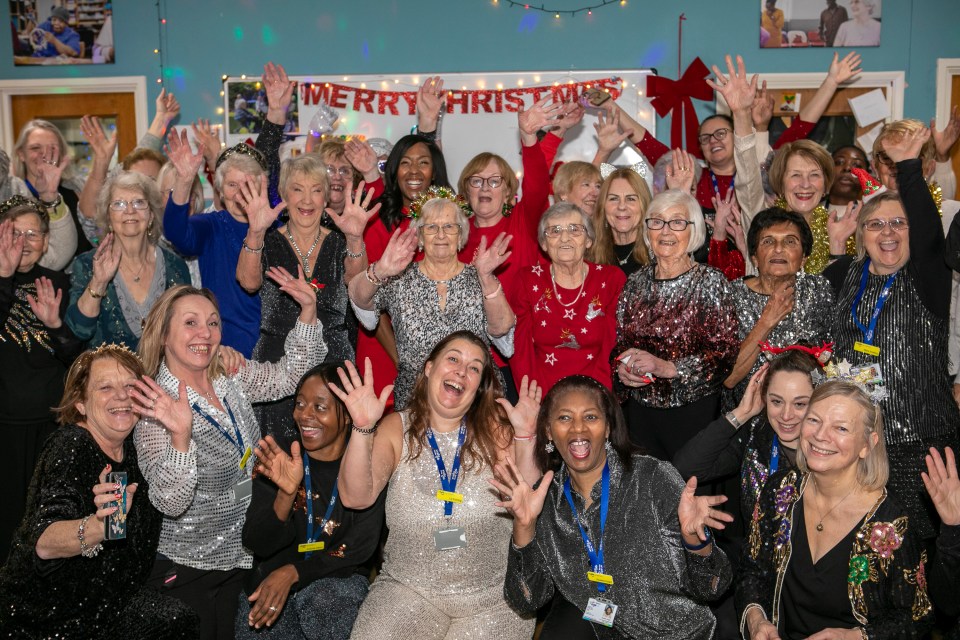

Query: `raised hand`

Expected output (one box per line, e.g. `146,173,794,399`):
707,55,759,114
327,181,381,239
0,220,24,277
266,265,318,319
727,211,748,257
343,138,379,180
263,62,295,115
553,102,585,136
711,191,734,240
237,174,285,234
665,149,697,193
218,345,246,376
827,201,860,255
190,118,223,167
932,105,960,162
166,128,205,182
496,375,542,438
328,358,393,431
472,232,512,279
90,232,121,290
677,476,732,543
375,226,418,278
33,146,68,200
736,363,769,422
922,447,960,526
594,109,632,156
751,80,774,132
255,436,303,496
416,76,446,128
490,457,554,544
155,87,181,123
79,115,118,163
827,51,862,85
131,377,193,452
27,276,63,329
881,127,931,164
518,96,566,137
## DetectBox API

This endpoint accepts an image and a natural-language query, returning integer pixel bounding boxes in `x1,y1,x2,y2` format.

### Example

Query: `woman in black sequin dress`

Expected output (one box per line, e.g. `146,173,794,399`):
0,346,198,638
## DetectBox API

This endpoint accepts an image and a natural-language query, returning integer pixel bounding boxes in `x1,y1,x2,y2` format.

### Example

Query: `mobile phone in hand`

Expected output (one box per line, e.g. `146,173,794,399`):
105,471,128,540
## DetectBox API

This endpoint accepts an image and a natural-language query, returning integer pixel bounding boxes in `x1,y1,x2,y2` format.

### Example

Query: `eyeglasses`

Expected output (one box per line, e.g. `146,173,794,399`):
421,223,461,236
645,218,693,231
873,152,895,168
109,199,149,212
862,217,909,232
697,128,730,146
467,175,504,189
544,223,586,238
325,165,353,179
12,229,46,242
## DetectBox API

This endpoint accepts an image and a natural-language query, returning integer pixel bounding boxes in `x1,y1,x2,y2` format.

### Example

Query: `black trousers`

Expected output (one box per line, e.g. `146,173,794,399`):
539,595,616,640
146,554,246,640
624,393,721,461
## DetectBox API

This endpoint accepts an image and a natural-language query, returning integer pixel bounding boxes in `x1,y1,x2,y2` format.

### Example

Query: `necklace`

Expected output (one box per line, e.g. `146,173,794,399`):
811,476,857,532
551,265,587,307
286,228,323,275
420,262,462,284
122,258,146,283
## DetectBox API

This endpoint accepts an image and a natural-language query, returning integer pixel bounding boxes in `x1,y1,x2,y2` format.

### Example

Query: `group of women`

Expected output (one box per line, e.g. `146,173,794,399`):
1,51,960,640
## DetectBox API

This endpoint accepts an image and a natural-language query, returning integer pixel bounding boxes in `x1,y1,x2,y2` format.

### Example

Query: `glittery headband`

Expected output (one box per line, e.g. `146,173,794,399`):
810,358,889,404
0,194,46,219
599,160,649,180
215,143,268,172
407,185,466,220
759,341,835,367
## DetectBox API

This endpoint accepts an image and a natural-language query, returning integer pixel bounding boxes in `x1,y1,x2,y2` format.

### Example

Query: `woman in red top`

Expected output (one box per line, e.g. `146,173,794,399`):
511,202,625,395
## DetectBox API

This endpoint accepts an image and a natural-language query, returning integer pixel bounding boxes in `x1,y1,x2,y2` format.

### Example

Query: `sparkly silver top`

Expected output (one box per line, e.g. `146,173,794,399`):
354,263,514,408
379,412,516,609
724,272,835,410
614,263,739,407
134,320,325,570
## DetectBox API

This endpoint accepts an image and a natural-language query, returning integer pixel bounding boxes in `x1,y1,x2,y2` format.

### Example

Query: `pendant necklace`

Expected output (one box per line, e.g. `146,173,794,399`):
287,229,323,275
811,477,857,532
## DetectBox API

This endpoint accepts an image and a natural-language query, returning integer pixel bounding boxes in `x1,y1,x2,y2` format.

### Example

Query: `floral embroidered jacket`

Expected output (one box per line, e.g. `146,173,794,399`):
735,470,933,639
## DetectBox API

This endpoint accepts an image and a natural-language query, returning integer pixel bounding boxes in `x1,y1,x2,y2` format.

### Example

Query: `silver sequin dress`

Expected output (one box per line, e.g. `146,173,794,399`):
349,412,534,640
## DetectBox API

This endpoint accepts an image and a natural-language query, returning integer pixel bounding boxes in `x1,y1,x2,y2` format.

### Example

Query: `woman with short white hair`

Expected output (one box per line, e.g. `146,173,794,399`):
614,189,739,460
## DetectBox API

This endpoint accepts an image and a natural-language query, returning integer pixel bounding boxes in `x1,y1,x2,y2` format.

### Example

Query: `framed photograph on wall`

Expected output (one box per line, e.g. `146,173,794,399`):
760,0,881,49
10,1,114,66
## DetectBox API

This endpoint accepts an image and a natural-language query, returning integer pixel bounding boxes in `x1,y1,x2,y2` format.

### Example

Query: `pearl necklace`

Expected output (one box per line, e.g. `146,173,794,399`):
551,265,587,307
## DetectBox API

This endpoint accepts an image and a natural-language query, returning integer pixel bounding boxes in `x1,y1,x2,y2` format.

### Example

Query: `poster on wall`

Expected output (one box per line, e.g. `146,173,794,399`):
9,1,114,65
221,70,655,185
760,0,881,48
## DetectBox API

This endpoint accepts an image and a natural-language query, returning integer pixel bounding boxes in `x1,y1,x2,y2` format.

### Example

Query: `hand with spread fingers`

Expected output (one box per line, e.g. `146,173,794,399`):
827,201,860,256
707,54,759,115
327,180,381,239
266,265,319,324
27,276,63,329
665,149,697,193
497,375,542,440
0,220,24,277
489,457,554,547
131,376,193,452
472,232,512,280
255,435,303,496
328,358,393,433
677,476,732,550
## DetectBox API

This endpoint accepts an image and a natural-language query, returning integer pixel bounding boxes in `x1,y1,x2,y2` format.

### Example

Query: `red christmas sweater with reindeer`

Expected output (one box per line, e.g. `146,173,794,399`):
510,261,626,394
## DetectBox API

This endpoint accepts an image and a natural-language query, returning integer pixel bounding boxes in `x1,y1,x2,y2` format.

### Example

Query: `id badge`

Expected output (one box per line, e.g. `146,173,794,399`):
583,597,617,627
231,476,252,502
298,541,325,553
433,526,467,551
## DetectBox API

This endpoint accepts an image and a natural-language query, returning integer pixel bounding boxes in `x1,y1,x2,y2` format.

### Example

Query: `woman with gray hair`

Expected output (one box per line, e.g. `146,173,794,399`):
614,189,739,460
65,170,189,350
164,130,272,356
348,194,515,408
512,202,626,394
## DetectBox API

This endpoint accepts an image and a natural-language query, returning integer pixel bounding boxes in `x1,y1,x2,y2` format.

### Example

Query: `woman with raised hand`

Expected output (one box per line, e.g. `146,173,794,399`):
330,331,540,639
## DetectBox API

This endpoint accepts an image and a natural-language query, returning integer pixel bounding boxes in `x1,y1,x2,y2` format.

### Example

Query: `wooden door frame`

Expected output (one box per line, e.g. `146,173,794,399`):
0,76,148,154
936,58,960,126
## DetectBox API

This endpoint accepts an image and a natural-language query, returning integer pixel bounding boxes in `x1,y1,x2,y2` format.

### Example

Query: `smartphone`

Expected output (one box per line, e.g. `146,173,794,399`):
105,471,128,540
580,88,612,108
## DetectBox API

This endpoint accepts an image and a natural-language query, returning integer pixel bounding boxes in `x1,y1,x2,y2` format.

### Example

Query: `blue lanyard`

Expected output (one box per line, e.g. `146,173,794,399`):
425,419,466,516
769,435,780,474
563,461,611,593
302,451,339,560
850,259,897,346
24,180,40,199
192,398,244,457
709,170,734,197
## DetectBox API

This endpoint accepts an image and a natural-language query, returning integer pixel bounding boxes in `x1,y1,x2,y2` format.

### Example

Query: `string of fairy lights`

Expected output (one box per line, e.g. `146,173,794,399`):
153,0,167,86
492,0,627,19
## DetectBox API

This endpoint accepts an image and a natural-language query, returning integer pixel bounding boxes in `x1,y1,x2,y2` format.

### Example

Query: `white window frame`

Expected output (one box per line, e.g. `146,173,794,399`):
0,76,148,153
936,58,960,127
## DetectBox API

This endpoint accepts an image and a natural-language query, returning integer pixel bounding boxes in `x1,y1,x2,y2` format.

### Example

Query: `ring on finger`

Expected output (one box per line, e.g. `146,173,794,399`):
268,606,278,612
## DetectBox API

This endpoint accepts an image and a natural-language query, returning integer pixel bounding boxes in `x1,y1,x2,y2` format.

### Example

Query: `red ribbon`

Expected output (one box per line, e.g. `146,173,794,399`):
647,57,713,155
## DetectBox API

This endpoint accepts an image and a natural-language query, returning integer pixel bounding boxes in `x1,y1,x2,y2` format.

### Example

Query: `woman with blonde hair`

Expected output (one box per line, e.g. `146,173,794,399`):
587,167,651,276
553,161,602,216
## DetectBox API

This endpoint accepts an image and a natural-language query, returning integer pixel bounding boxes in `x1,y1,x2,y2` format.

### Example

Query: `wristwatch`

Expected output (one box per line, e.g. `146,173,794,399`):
725,411,742,429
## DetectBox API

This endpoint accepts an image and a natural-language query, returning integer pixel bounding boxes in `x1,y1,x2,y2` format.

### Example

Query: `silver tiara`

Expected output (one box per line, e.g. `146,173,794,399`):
810,358,889,404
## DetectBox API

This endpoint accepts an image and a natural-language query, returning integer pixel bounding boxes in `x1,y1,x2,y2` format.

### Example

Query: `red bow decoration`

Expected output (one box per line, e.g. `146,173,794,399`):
647,57,714,155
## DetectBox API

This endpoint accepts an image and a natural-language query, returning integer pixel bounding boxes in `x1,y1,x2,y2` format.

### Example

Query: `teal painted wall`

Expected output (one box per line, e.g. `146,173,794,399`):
3,1,957,141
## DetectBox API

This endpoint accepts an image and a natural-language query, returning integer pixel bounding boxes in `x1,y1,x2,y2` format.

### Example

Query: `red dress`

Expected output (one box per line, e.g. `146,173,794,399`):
511,262,626,394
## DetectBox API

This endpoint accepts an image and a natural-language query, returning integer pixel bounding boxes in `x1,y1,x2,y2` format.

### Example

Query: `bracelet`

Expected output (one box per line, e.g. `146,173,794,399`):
483,281,503,300
365,262,388,286
40,193,63,208
351,422,378,435
681,527,713,551
828,253,846,260
858,628,868,640
86,286,106,299
345,242,366,259
77,514,104,558
724,411,742,429
242,239,265,254
513,434,536,441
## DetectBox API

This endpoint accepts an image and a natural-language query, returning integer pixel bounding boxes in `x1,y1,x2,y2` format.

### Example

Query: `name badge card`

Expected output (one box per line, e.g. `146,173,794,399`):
583,598,617,627
434,526,467,551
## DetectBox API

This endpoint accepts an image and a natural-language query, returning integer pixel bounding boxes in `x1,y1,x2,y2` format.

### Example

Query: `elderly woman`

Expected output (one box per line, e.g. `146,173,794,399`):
614,189,739,460
132,284,325,639
737,380,933,639
66,171,190,349
0,345,198,637
349,195,514,409
164,130,270,356
512,202,626,395
833,0,881,46
237,153,371,439
587,167,652,277
236,363,386,638
824,128,960,541
497,375,733,639
330,331,540,639
0,197,83,558
13,119,92,270
723,208,835,410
